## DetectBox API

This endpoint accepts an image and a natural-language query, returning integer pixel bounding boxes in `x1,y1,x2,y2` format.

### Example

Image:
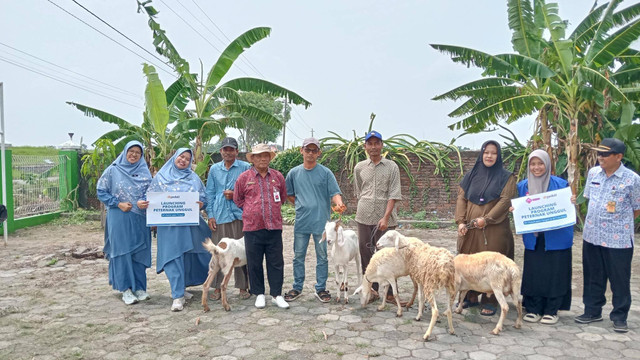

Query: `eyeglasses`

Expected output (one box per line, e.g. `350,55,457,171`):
597,152,614,157
127,150,142,155
303,148,319,154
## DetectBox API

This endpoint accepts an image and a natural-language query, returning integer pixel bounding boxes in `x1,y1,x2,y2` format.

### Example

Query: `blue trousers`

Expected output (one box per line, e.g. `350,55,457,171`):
163,253,211,299
292,232,328,293
582,241,633,321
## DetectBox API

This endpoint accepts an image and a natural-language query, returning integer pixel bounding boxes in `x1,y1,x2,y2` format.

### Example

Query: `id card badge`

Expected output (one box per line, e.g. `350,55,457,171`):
606,201,616,213
273,189,281,203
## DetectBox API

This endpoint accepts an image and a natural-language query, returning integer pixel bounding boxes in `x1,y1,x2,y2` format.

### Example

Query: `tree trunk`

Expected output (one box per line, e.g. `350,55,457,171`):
194,135,203,163
567,117,580,195
540,108,555,174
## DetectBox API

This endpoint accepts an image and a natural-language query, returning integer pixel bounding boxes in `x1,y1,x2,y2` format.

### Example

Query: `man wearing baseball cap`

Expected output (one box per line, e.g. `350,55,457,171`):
283,137,345,303
575,138,640,333
205,137,251,300
353,130,403,304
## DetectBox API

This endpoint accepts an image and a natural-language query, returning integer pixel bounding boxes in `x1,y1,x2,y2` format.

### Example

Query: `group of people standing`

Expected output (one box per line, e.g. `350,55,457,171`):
455,138,639,333
99,133,639,333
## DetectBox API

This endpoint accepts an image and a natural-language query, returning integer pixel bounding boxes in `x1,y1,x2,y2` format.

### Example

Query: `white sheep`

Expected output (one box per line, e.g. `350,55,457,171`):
321,221,361,304
201,237,247,312
453,251,523,335
376,230,456,341
352,247,407,317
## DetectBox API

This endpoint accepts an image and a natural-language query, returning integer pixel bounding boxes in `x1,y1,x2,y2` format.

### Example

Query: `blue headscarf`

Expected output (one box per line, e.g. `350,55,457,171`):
148,148,206,202
97,140,152,215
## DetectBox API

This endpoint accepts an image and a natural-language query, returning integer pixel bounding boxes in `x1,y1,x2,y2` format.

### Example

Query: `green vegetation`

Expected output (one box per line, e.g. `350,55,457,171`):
320,113,463,187
51,209,100,226
270,148,303,177
11,146,58,156
80,139,116,198
433,0,640,196
69,0,310,178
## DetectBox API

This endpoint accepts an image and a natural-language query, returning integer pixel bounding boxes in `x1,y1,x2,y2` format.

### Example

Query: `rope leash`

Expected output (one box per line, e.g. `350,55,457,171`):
465,219,488,246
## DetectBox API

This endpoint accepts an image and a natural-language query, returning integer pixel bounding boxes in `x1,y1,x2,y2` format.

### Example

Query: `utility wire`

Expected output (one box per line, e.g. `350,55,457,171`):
46,0,175,77
0,56,142,108
70,0,176,75
188,0,312,133
0,42,141,99
186,0,265,78
157,0,252,77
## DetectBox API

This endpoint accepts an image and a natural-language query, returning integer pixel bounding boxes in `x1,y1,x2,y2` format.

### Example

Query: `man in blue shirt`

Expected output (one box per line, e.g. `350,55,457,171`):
205,137,251,300
575,138,640,333
283,138,345,303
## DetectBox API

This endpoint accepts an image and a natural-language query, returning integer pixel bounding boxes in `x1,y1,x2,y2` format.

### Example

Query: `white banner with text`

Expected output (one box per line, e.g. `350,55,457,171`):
511,187,576,234
146,192,199,226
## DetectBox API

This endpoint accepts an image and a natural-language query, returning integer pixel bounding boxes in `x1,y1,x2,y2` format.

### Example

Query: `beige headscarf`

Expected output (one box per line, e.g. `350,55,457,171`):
527,149,551,195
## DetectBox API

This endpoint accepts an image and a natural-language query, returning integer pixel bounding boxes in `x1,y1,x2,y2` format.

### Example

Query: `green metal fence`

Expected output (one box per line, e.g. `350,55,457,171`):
0,149,79,233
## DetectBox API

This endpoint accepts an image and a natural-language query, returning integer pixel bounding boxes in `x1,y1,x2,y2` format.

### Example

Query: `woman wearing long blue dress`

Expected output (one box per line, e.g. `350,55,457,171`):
517,149,574,325
138,148,212,311
97,140,152,305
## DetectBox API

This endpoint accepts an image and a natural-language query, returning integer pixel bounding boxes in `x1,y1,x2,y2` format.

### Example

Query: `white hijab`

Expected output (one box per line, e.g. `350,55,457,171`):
527,149,551,195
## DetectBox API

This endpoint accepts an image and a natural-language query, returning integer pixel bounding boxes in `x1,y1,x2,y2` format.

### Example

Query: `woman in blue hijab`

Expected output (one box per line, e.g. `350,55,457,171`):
139,148,212,311
97,140,152,305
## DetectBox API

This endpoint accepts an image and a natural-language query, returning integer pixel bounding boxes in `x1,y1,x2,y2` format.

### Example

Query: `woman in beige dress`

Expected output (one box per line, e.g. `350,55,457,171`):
455,140,516,316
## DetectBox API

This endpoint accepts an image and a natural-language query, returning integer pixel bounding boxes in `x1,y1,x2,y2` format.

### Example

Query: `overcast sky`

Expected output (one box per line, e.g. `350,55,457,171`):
0,0,605,149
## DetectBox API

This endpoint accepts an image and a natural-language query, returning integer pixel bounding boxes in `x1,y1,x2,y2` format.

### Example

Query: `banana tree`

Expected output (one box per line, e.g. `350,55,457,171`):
136,1,311,164
432,0,640,195
320,113,463,184
69,64,191,172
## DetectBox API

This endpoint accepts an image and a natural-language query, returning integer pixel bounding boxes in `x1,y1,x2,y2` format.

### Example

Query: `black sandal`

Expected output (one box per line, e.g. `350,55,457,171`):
284,289,301,302
315,290,331,303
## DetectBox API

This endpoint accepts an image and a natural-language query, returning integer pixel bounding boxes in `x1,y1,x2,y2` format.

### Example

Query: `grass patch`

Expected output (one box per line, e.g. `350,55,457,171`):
413,222,439,229
12,146,59,156
51,209,100,226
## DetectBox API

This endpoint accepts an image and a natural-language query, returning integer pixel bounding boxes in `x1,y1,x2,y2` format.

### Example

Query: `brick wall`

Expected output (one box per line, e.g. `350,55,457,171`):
335,152,482,220
213,151,516,220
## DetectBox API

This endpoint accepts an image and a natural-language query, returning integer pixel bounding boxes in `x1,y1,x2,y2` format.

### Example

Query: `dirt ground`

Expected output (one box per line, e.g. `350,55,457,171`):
0,221,638,359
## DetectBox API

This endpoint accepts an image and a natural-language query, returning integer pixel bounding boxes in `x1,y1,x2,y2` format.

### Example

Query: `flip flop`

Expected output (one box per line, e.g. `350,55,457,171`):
456,300,480,309
480,304,497,316
238,289,251,300
523,313,542,323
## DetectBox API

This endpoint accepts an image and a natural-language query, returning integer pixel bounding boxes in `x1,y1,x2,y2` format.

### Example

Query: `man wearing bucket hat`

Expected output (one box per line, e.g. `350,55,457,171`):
234,144,289,309
353,130,403,304
575,138,640,333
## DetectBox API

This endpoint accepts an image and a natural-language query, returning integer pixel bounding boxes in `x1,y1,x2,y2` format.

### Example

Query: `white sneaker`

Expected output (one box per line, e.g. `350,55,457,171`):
122,289,139,305
272,295,290,309
171,297,185,312
183,291,193,300
134,290,150,301
254,294,266,309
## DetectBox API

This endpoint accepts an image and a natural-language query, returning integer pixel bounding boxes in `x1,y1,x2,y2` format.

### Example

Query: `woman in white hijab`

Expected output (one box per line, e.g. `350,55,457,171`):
516,150,574,325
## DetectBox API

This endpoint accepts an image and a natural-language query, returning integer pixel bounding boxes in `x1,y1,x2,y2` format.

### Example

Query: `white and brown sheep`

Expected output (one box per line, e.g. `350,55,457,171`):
321,221,362,303
201,237,247,312
376,230,456,341
454,251,523,335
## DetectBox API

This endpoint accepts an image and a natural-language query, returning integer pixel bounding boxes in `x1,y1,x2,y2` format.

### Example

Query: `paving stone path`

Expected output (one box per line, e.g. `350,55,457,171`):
0,221,638,359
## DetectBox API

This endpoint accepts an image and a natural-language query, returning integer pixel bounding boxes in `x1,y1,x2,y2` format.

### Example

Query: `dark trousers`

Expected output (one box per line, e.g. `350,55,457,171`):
357,222,395,294
244,229,284,297
524,295,564,316
582,241,633,321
